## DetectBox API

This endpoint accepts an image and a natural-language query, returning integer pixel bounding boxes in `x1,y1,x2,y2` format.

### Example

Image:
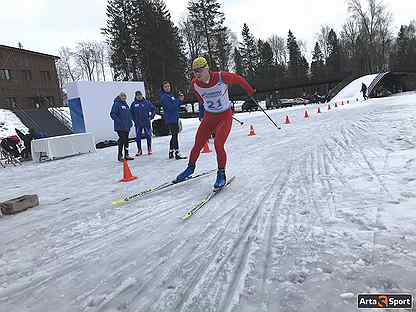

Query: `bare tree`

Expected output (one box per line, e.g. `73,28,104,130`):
347,0,392,72
298,39,308,56
179,17,203,61
92,42,108,81
74,42,97,81
267,34,287,65
58,47,81,83
316,25,331,60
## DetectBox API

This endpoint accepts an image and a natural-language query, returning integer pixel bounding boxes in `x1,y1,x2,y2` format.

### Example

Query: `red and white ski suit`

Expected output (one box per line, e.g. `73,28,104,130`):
189,71,254,169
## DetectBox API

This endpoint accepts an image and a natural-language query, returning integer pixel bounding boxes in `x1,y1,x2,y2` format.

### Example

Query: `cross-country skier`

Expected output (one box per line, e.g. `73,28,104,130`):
174,56,255,189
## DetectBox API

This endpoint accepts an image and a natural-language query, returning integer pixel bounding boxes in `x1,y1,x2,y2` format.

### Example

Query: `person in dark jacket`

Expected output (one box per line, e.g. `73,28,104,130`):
159,81,186,159
361,83,368,100
130,91,156,156
110,92,134,161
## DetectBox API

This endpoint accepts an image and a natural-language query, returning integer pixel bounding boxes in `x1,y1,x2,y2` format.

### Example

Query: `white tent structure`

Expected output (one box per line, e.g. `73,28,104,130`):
65,81,145,143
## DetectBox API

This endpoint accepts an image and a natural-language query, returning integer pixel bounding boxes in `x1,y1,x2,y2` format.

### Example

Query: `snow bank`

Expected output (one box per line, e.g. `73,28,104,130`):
0,109,27,139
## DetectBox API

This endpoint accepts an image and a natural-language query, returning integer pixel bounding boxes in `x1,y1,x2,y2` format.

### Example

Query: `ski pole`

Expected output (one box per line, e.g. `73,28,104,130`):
250,97,281,130
232,116,244,125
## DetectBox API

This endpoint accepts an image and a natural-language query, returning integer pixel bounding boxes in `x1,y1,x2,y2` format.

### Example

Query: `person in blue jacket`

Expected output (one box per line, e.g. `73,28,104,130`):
110,92,134,162
159,81,186,159
130,90,156,156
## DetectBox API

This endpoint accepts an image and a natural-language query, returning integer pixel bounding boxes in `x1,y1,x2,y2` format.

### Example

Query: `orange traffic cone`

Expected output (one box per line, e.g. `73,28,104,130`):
120,159,137,182
201,141,212,153
328,104,331,110
317,107,321,114
248,125,256,136
304,110,309,118
284,115,291,124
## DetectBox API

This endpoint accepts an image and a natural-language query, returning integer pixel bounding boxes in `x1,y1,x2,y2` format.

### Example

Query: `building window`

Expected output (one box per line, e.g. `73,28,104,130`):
40,71,51,81
5,97,17,108
0,69,13,80
22,70,32,80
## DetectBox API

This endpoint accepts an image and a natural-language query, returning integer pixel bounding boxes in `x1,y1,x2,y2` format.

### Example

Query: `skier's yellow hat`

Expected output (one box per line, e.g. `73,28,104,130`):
192,57,209,70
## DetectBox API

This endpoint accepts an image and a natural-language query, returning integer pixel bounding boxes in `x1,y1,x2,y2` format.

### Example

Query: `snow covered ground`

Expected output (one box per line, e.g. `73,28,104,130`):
0,109,27,138
1,95,416,312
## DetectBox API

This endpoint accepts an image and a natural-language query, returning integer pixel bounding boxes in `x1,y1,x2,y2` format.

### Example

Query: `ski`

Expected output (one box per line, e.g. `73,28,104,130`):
182,176,236,221
112,169,216,206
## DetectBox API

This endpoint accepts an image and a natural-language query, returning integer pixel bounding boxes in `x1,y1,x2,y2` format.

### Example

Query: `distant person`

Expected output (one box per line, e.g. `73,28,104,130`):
159,81,186,160
361,83,368,100
110,92,134,162
130,91,156,156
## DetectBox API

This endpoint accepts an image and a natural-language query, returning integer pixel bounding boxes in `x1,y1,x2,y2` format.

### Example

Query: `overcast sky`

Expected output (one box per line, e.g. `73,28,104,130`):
1,0,415,58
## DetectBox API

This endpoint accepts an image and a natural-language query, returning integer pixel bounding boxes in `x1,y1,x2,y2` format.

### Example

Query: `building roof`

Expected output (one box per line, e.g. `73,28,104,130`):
0,44,60,60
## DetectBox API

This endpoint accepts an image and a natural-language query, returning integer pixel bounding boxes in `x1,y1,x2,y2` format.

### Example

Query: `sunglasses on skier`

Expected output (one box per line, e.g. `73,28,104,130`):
193,67,206,74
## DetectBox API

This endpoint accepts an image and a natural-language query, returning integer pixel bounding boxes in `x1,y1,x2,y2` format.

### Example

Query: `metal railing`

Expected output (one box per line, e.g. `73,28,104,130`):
49,107,73,131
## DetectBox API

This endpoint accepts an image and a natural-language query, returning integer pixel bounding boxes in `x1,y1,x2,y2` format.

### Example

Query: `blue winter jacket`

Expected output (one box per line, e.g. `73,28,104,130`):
130,98,156,128
110,97,133,132
159,91,184,125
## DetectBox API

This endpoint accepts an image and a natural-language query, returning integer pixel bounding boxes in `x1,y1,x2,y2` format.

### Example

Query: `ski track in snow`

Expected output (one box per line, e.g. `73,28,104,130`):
1,96,416,312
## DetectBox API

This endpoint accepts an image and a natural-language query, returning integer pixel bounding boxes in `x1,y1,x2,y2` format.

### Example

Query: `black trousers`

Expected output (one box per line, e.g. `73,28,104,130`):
116,131,129,156
167,123,179,151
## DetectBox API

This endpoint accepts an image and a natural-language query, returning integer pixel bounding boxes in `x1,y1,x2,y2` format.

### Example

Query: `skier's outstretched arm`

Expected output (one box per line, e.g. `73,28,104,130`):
222,72,255,96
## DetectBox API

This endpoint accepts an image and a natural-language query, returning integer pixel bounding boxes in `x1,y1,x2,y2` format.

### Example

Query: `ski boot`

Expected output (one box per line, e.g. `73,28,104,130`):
175,150,187,160
214,169,226,190
169,150,174,159
174,164,195,183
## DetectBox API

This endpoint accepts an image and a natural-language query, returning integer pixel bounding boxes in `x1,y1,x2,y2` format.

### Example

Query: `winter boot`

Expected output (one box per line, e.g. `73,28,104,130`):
169,150,174,159
214,169,226,190
147,148,152,155
124,149,134,161
175,150,187,160
118,145,124,162
174,164,195,183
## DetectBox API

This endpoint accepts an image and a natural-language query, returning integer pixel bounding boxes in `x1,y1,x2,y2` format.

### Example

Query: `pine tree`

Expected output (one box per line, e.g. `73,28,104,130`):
187,0,227,70
326,29,341,78
215,27,233,71
102,0,137,81
287,30,301,82
103,0,186,98
311,42,325,81
256,40,275,89
233,47,244,75
239,23,257,82
392,22,416,71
